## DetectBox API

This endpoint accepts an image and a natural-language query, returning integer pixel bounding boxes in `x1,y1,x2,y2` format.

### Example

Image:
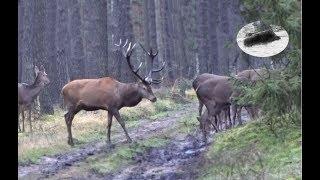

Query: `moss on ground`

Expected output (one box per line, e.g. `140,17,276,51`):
89,136,169,175
198,120,301,179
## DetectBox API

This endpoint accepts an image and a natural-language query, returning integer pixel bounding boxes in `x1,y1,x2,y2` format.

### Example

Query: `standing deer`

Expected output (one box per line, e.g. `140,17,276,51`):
61,39,165,146
195,75,233,132
231,69,268,124
18,65,50,132
193,74,232,129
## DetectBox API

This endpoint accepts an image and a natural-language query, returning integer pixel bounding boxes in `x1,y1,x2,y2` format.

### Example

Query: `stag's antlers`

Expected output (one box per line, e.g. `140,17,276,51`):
115,39,147,83
139,43,165,84
115,39,165,85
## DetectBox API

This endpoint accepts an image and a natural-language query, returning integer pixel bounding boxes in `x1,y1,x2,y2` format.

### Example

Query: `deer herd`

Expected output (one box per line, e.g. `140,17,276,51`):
18,39,267,146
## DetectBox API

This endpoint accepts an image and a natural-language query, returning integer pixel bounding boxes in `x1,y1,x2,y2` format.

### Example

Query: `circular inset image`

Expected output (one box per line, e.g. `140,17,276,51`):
236,21,289,57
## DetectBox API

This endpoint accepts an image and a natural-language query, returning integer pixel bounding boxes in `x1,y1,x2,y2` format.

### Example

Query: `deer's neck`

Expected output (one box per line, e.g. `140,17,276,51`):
29,85,44,97
119,83,142,108
21,84,44,105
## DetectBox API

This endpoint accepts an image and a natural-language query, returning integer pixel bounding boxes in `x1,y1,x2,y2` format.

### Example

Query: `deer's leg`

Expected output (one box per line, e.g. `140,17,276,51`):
106,112,113,144
64,108,78,146
217,113,221,131
237,106,243,125
227,106,232,129
21,109,25,132
28,107,32,133
231,105,237,128
18,106,21,132
113,110,132,143
198,101,204,117
208,115,218,132
214,115,220,132
199,117,207,144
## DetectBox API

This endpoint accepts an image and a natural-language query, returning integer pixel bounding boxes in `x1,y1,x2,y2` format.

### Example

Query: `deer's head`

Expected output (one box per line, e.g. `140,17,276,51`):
34,65,50,87
115,39,165,102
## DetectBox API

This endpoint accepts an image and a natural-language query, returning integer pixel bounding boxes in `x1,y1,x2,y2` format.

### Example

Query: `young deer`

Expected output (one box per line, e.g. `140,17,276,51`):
61,39,165,146
18,65,50,132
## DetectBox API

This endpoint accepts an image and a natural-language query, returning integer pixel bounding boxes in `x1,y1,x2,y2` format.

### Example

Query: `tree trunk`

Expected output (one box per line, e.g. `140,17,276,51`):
217,0,231,75
207,0,219,74
112,0,135,83
163,0,176,82
181,0,197,79
18,0,24,83
68,0,85,80
154,0,167,83
173,0,188,78
196,0,209,74
21,0,35,84
56,0,71,93
35,0,54,114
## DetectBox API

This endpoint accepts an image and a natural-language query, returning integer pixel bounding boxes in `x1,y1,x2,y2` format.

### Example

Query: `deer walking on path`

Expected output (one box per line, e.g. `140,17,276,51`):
61,40,165,146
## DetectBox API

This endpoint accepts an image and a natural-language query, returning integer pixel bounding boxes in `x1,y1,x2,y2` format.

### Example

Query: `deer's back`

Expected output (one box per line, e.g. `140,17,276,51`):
193,73,224,90
62,77,121,109
237,69,267,82
197,76,233,103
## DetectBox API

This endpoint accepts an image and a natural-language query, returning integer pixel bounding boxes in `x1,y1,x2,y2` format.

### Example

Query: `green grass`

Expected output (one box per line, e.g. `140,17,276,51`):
89,136,169,175
149,111,169,120
198,120,301,179
18,98,182,166
177,113,198,134
120,98,179,122
19,146,65,165
154,99,180,112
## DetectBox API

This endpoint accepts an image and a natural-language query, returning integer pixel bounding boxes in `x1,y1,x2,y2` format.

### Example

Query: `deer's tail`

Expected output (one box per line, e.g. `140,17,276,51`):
60,90,65,110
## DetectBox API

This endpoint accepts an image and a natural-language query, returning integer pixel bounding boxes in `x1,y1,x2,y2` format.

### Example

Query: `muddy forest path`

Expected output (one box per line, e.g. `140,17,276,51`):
18,102,249,180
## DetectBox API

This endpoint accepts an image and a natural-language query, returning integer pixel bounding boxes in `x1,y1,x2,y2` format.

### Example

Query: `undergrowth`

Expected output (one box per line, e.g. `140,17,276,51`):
199,119,301,179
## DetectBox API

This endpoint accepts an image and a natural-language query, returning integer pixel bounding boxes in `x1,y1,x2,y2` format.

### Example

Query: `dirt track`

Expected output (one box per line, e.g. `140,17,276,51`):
18,102,249,180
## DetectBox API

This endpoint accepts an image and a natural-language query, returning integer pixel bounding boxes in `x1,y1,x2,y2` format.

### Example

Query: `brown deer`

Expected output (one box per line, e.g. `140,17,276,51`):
231,68,268,125
195,75,233,132
193,74,232,129
192,73,218,116
18,65,50,132
61,39,165,146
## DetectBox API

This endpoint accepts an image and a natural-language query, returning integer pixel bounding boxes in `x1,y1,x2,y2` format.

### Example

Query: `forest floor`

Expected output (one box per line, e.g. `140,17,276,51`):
18,89,301,179
18,100,211,179
19,96,251,179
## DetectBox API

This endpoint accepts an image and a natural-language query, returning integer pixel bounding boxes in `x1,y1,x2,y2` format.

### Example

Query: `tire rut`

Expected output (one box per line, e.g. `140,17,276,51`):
18,103,197,179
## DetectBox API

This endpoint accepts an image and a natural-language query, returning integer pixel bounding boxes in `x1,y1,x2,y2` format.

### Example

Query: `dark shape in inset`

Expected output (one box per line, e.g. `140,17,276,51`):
244,29,281,47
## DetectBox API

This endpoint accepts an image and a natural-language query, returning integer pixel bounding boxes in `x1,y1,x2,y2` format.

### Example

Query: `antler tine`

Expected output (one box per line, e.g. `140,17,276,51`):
122,41,148,84
128,43,137,56
115,38,122,46
152,61,166,72
151,77,164,84
139,42,151,56
123,39,128,48
152,49,158,57
126,42,132,55
134,62,143,73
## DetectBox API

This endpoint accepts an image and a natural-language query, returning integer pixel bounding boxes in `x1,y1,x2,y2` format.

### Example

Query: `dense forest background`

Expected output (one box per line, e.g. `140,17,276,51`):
18,0,300,115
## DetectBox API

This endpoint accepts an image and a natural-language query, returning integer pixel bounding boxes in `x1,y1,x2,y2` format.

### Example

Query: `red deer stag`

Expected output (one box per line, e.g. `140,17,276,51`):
61,39,165,146
18,65,50,132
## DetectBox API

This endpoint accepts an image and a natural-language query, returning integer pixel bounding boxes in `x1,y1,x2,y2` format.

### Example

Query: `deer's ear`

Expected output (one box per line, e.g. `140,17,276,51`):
34,65,40,75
